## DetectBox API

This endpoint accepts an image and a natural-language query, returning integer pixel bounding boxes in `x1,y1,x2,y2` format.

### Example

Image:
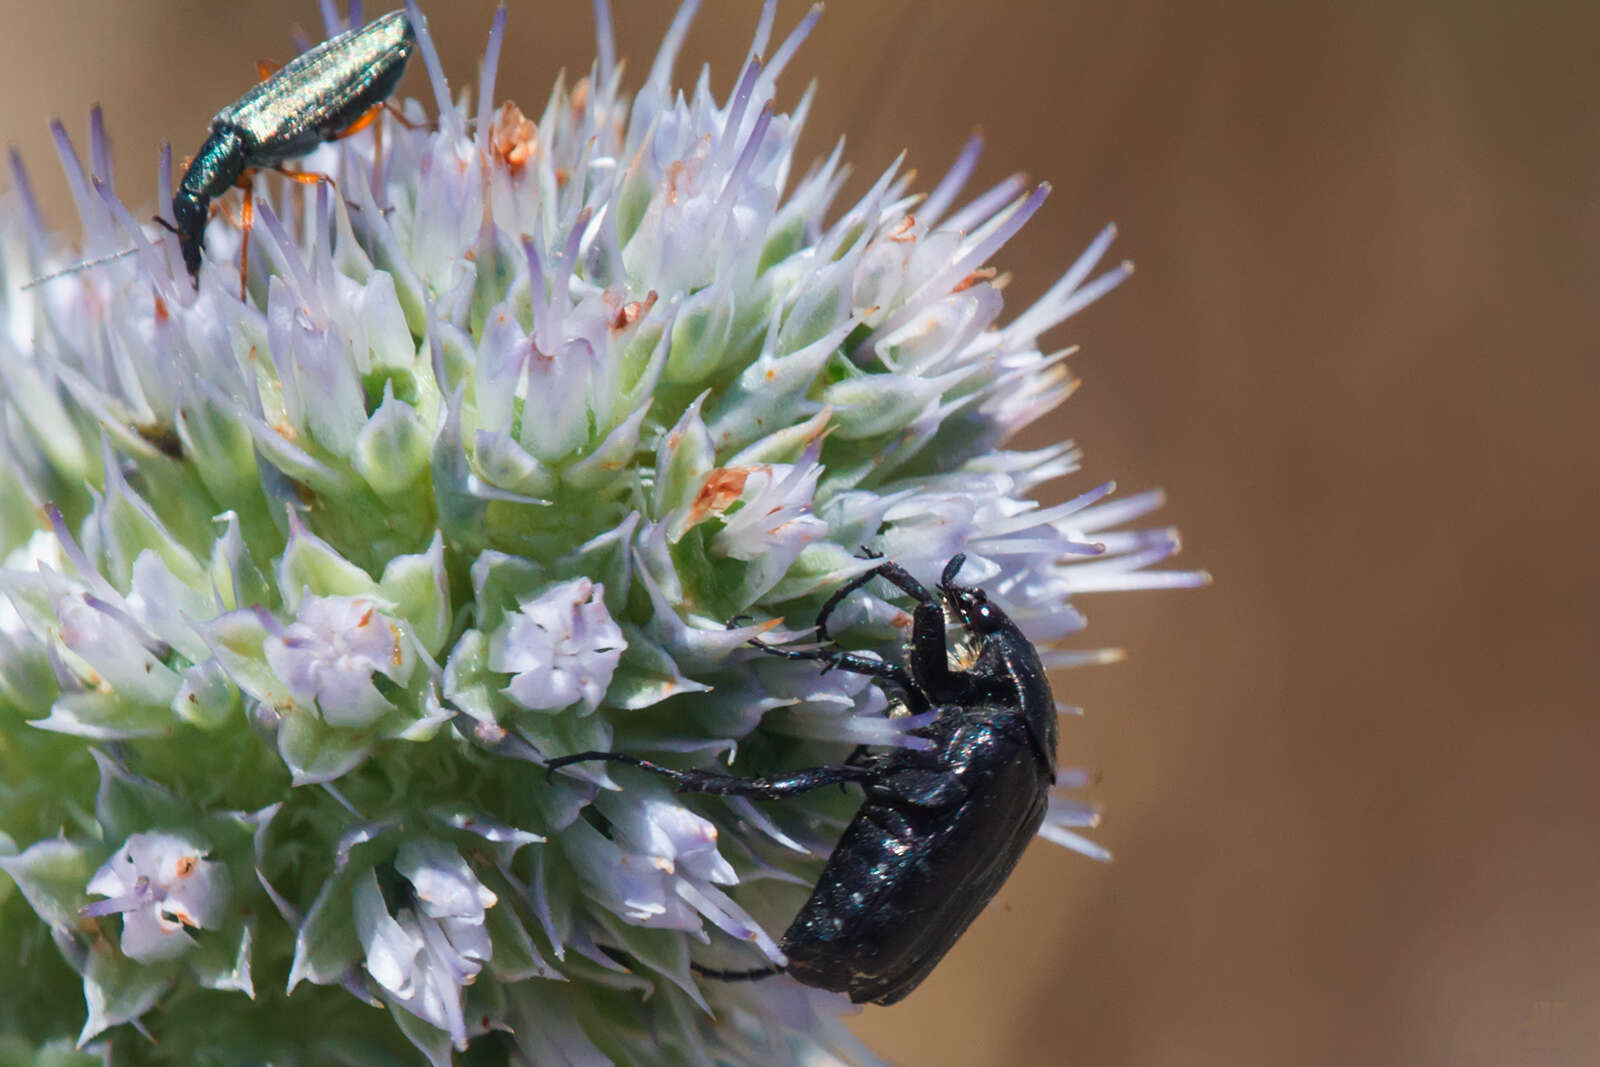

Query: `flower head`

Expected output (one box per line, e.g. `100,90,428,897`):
0,1,1204,1062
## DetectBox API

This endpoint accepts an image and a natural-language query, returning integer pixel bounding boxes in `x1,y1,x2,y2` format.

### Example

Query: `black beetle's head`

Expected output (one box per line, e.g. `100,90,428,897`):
947,585,1007,636
940,555,1011,636
171,195,208,286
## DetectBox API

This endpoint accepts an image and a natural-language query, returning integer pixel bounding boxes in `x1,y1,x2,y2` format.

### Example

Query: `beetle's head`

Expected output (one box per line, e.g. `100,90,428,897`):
171,196,207,285
939,554,1009,636
947,585,1006,636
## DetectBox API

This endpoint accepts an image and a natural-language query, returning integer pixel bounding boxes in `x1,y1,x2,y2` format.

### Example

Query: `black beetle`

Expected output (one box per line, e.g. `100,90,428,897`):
168,9,416,290
545,552,1061,1005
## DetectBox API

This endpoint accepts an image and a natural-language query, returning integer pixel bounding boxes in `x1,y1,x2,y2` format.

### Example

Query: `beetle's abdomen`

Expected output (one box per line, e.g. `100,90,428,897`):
781,711,1048,1004
215,10,414,166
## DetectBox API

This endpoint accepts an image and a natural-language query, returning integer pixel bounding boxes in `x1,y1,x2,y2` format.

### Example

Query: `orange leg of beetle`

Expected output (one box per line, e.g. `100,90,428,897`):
195,182,251,298
382,101,425,131
237,185,255,303
223,102,410,300
335,105,383,140
227,171,320,303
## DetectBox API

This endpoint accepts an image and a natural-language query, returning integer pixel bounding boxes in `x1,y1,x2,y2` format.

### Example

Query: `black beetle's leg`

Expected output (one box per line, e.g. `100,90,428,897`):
729,613,917,693
908,595,962,703
848,558,968,704
689,961,786,983
815,556,931,644
748,638,915,691
812,556,964,703
831,745,877,792
607,941,784,984
544,752,879,799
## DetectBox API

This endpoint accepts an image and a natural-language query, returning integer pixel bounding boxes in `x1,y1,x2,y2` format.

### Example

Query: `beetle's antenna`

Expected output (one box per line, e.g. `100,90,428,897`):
20,246,139,289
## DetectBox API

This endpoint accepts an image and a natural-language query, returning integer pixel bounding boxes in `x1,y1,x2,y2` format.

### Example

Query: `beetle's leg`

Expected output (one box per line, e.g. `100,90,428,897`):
600,938,784,984
845,744,873,766
237,191,254,303
728,614,918,693
809,556,966,703
545,752,880,799
689,961,785,983
331,105,384,142
383,100,427,130
747,637,915,691
815,552,919,643
275,167,338,189
326,102,424,146
821,559,964,702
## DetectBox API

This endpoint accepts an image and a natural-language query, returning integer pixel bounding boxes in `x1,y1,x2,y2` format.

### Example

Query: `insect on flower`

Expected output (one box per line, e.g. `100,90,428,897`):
0,0,1200,1055
546,553,1060,1005
165,9,416,292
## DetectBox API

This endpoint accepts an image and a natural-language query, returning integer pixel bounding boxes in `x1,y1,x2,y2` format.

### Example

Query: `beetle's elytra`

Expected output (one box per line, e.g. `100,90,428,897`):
171,10,415,287
546,553,1061,1005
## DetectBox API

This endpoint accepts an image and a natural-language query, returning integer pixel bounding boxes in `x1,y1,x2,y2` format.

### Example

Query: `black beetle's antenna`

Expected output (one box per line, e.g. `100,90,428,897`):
21,245,140,289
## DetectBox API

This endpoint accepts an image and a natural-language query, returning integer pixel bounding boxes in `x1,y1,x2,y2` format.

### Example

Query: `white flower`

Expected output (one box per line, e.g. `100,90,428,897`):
489,577,626,714
82,832,229,963
264,594,414,728
354,839,498,1050
708,449,831,604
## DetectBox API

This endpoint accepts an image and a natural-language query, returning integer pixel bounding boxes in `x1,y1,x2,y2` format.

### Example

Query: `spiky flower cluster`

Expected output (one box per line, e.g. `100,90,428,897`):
0,2,1202,1064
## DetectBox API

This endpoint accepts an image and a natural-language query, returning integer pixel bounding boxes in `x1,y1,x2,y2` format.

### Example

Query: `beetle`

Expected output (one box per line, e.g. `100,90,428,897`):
544,552,1060,1005
167,9,416,290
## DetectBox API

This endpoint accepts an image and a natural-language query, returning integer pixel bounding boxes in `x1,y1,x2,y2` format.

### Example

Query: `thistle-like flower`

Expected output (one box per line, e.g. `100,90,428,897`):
0,2,1205,1063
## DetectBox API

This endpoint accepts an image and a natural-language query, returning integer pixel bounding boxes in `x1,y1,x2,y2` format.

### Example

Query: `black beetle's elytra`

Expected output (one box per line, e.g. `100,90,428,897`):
544,552,1063,1005
169,10,415,291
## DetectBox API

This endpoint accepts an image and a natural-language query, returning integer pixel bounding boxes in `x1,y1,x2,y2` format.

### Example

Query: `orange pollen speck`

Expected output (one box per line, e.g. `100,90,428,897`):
952,267,997,293
175,855,197,877
888,215,917,242
688,467,754,526
611,290,658,331
489,100,538,174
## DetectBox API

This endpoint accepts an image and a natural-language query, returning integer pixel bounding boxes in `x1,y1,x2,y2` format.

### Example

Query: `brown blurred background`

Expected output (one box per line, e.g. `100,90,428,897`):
3,1,1597,1064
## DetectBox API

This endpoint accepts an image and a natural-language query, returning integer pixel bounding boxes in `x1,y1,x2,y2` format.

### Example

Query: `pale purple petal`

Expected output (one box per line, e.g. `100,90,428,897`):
489,577,626,714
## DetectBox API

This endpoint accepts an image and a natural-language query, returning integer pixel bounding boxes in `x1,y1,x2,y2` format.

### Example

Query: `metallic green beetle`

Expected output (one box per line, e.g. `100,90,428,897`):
170,10,415,288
